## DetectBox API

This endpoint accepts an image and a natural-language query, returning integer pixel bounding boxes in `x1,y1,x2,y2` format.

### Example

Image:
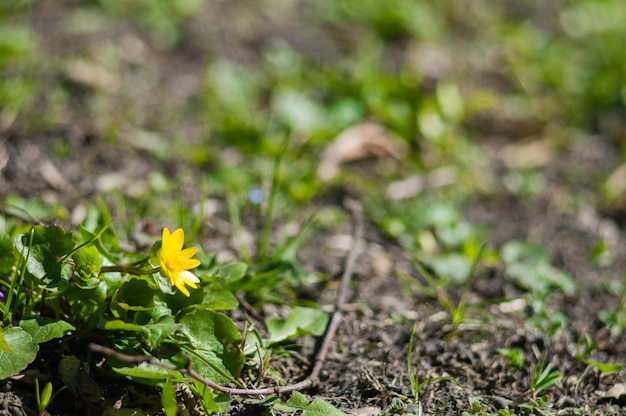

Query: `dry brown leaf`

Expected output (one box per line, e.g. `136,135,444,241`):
499,138,554,169
65,59,118,91
370,252,394,276
386,166,457,200
405,42,452,80
40,157,71,192
317,120,407,181
599,382,626,400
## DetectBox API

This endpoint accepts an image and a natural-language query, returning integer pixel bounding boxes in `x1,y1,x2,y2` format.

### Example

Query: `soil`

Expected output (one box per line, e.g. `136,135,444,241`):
2,2,626,415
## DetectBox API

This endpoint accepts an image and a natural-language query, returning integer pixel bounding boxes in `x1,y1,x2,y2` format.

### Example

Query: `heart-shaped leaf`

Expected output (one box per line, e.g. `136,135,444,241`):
19,317,75,344
0,327,38,379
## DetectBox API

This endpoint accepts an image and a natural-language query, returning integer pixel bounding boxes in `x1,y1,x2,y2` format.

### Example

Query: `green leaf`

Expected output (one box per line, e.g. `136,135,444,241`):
40,381,53,409
162,379,178,416
215,262,248,282
144,320,180,348
421,203,461,228
502,240,577,295
436,80,464,122
423,253,471,284
64,282,107,329
191,379,220,413
501,240,549,264
243,328,266,357
79,223,119,264
0,327,10,352
15,225,75,288
202,289,239,310
0,232,15,276
179,310,244,381
535,262,577,295
102,320,147,333
116,279,154,310
585,360,624,374
267,307,329,344
143,299,170,327
19,317,75,344
72,245,102,289
32,225,75,257
497,348,525,369
154,272,175,296
2,195,52,222
0,327,38,379
274,392,347,416
71,245,101,271
272,90,325,133
506,262,577,295
531,362,561,395
111,278,156,323
112,361,181,381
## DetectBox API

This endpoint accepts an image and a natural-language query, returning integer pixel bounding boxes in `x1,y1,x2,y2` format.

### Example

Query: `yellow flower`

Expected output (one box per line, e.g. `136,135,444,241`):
158,227,201,296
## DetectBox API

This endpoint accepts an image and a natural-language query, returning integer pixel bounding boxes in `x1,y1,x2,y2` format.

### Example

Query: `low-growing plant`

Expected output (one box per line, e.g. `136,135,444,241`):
529,358,562,400
497,348,525,370
406,323,460,406
461,396,518,416
501,240,577,297
34,378,65,416
0,206,337,414
400,242,487,330
273,391,346,416
575,333,624,373
0,221,244,411
525,292,569,336
518,395,556,416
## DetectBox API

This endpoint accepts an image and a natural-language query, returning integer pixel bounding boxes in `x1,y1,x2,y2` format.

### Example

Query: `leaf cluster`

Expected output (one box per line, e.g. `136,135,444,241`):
0,215,329,414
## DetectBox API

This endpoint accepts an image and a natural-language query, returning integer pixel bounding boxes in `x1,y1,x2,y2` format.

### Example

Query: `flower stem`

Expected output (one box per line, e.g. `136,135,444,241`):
99,265,159,276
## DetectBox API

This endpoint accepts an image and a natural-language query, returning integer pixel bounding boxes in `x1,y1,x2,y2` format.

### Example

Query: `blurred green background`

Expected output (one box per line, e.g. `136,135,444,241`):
1,0,626,214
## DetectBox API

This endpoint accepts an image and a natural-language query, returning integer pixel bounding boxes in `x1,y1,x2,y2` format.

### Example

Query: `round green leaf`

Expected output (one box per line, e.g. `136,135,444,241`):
267,306,329,345
179,310,244,380
0,327,38,379
19,317,75,344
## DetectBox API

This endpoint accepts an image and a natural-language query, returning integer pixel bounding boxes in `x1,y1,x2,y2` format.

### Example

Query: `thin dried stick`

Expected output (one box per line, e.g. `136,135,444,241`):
90,201,365,396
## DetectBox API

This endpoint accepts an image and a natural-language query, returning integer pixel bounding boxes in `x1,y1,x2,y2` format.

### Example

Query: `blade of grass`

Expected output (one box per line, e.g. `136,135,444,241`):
227,193,250,263
260,129,290,261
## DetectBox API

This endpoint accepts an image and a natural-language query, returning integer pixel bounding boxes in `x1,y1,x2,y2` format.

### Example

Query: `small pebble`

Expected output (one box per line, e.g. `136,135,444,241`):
493,396,511,410
348,406,382,416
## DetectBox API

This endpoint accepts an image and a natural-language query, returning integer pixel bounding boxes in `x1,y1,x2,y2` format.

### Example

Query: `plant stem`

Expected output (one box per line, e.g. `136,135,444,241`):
260,129,290,261
99,265,160,275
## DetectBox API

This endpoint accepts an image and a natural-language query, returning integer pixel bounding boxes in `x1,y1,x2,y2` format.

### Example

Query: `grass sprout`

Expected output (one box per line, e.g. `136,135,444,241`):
530,358,562,400
407,322,460,406
408,243,486,329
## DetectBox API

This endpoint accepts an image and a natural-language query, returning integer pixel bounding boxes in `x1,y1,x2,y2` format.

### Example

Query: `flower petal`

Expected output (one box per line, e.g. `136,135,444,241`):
158,227,201,296
175,280,191,297
180,270,200,286
180,247,198,259
167,228,185,252
181,259,201,270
